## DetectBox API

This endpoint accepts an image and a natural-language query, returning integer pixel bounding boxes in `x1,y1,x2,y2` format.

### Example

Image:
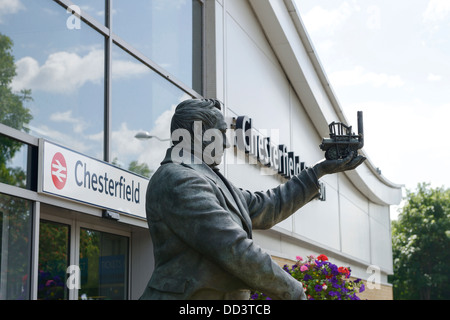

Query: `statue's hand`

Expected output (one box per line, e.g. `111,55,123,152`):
313,152,366,179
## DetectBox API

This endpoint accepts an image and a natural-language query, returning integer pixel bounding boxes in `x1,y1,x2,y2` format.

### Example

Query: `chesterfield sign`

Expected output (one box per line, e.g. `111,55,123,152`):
232,116,326,201
233,116,308,179
39,140,149,219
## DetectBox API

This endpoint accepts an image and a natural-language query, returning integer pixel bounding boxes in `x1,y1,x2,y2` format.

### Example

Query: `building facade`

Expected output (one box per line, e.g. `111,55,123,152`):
0,0,401,300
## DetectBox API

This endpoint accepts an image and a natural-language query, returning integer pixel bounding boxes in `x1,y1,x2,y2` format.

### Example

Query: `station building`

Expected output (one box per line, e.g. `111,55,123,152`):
0,0,401,300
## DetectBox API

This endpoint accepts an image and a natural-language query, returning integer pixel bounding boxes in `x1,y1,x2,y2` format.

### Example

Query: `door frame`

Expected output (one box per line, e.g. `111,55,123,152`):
39,204,131,300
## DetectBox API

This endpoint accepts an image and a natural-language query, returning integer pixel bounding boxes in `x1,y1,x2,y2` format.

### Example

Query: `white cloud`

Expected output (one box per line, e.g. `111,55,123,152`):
27,123,95,155
111,107,174,171
302,2,357,34
316,39,336,53
111,93,191,172
111,122,145,167
0,0,24,22
111,59,149,80
26,110,104,158
366,5,381,31
423,0,450,22
11,48,149,94
86,131,103,143
11,49,104,94
136,107,176,172
50,110,87,134
427,73,442,82
329,66,404,88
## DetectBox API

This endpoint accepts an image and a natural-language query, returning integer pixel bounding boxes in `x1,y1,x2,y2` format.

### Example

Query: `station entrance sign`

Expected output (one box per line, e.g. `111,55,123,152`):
39,140,149,219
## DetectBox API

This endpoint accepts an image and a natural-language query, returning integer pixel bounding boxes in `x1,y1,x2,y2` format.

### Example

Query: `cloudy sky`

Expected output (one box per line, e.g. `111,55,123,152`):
294,0,450,211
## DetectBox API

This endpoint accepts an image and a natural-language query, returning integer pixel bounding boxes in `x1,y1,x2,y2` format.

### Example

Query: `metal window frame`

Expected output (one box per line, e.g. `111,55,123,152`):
1,0,206,300
54,0,205,162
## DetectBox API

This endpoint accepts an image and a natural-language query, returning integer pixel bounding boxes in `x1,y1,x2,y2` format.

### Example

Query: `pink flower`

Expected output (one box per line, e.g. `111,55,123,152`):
300,265,309,272
296,256,303,261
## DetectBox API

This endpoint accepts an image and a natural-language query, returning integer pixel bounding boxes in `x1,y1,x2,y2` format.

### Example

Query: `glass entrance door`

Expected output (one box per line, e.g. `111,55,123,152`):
38,220,70,300
79,228,128,300
38,209,129,300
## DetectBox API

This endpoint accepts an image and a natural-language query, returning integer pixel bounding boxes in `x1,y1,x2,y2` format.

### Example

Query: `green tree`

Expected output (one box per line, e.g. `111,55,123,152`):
390,183,450,300
0,32,33,187
111,157,152,178
0,32,32,133
128,160,152,178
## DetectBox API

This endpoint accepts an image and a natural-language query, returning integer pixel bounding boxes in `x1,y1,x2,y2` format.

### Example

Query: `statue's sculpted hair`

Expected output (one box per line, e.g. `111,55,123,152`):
170,99,223,146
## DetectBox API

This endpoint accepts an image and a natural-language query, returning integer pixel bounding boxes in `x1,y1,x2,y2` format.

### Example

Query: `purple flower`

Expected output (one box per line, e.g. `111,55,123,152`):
359,283,365,293
314,260,324,268
314,284,323,292
250,293,259,300
330,265,339,275
350,294,360,300
329,291,340,298
303,274,312,281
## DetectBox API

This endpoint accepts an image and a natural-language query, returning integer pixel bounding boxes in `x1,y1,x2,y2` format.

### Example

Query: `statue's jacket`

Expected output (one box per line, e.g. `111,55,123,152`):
140,148,320,300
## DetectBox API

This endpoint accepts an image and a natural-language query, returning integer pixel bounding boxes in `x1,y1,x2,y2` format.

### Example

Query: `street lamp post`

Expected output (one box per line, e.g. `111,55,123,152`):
134,131,171,142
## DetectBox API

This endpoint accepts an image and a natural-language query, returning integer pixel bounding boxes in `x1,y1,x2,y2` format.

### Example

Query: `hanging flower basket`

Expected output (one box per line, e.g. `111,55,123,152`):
251,254,365,300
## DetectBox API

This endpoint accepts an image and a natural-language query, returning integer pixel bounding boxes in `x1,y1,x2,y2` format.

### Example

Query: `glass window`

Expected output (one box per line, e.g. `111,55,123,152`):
0,193,33,300
79,228,128,300
113,0,203,93
111,45,191,177
0,135,37,190
70,0,105,25
38,220,70,300
1,0,105,160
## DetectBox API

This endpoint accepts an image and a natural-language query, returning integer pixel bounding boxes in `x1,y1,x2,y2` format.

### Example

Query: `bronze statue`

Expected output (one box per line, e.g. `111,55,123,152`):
320,111,364,160
140,99,365,300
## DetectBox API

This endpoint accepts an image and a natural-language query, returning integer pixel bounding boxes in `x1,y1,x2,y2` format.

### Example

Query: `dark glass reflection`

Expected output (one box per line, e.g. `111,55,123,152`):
0,193,32,300
38,220,70,300
79,228,128,300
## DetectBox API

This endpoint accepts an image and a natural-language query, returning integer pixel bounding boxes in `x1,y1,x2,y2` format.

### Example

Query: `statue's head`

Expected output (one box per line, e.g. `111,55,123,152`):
170,99,229,166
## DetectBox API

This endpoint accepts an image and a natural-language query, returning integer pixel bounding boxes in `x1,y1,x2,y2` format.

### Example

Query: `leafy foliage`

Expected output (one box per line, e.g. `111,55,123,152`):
390,183,450,299
0,32,33,187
